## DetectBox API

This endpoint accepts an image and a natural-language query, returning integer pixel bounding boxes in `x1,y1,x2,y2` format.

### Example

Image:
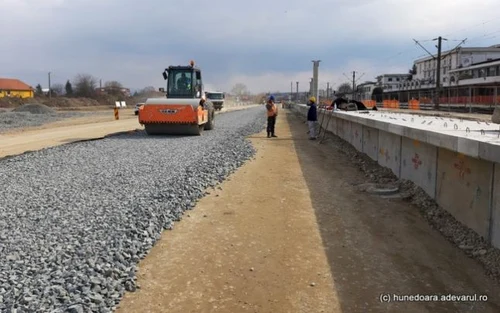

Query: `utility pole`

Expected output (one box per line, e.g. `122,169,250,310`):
413,36,462,110
352,71,356,100
343,72,365,100
48,72,51,99
296,81,299,102
327,82,330,98
312,60,320,103
433,36,445,109
100,79,102,89
290,81,293,102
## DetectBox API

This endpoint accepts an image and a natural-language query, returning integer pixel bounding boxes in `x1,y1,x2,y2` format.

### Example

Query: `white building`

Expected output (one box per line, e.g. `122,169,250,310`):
376,74,411,92
412,45,500,89
355,81,377,100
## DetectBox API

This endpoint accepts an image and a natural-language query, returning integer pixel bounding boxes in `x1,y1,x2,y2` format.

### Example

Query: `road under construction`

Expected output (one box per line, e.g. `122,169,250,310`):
1,99,500,312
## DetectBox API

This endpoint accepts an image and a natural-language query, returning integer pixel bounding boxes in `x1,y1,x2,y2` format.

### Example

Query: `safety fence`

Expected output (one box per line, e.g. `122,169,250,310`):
382,100,400,109
362,100,376,108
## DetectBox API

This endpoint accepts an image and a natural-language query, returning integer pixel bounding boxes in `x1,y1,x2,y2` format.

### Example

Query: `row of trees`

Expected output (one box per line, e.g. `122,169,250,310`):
34,74,148,98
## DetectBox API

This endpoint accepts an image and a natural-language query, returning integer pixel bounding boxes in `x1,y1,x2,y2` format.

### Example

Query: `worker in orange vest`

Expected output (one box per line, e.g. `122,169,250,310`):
266,95,278,138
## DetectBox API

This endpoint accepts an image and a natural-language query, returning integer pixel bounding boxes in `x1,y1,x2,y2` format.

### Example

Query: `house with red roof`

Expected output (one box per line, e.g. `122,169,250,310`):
0,78,34,98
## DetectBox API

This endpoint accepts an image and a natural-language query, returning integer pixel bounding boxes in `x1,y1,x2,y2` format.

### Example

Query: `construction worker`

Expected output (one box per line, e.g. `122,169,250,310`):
307,96,318,140
266,95,278,138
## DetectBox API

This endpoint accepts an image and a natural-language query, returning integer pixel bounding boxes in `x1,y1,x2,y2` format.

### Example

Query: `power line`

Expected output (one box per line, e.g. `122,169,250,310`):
443,17,500,38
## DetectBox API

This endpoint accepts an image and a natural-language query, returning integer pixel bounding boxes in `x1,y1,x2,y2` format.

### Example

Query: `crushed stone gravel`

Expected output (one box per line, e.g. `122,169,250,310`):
12,104,56,114
0,110,104,133
0,106,266,312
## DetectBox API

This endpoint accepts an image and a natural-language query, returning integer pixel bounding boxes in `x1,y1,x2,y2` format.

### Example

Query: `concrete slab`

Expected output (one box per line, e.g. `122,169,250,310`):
351,123,363,151
492,163,500,249
362,127,379,161
295,105,500,163
436,149,494,240
377,130,401,177
401,137,437,198
479,140,500,162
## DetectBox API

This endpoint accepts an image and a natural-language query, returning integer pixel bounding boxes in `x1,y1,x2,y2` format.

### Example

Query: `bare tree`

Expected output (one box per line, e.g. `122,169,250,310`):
139,86,156,94
231,83,248,97
135,86,160,98
337,82,352,94
73,74,98,97
104,80,124,96
51,83,64,96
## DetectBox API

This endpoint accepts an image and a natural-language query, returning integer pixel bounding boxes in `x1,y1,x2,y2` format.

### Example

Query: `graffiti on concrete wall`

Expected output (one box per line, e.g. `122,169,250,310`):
379,148,391,162
412,153,422,169
453,155,471,180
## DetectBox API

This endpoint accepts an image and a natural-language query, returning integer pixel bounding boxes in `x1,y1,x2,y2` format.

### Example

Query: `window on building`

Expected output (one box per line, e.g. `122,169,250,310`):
488,66,496,77
388,78,393,82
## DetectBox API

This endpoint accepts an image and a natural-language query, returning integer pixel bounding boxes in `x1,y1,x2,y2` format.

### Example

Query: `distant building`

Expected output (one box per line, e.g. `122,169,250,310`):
412,45,500,89
376,74,411,92
0,78,34,98
355,81,377,100
448,57,500,87
96,87,131,97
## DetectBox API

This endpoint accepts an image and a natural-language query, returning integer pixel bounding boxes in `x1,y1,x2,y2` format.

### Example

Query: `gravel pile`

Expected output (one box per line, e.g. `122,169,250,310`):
0,106,265,312
12,104,56,114
0,111,100,133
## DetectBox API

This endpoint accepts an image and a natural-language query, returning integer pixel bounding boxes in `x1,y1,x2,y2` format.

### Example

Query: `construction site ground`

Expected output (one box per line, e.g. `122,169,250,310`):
114,109,500,313
0,105,258,158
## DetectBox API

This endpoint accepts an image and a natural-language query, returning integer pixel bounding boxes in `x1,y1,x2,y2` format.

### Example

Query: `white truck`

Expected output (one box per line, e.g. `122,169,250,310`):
204,91,225,111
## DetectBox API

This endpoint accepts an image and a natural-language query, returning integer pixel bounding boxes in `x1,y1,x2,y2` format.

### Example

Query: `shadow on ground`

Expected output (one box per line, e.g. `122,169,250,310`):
283,109,500,313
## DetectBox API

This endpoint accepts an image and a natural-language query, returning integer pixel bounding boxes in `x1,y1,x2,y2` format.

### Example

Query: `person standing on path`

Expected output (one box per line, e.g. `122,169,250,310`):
266,95,278,138
307,96,318,140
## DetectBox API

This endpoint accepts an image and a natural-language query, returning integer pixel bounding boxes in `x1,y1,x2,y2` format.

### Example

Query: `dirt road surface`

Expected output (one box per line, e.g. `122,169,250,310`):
0,105,259,158
116,110,500,313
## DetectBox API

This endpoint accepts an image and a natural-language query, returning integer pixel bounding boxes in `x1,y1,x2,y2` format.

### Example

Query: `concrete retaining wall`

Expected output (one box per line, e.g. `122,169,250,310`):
291,104,500,249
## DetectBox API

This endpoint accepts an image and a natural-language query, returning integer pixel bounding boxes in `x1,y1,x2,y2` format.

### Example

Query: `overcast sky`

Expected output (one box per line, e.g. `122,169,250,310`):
2,0,500,94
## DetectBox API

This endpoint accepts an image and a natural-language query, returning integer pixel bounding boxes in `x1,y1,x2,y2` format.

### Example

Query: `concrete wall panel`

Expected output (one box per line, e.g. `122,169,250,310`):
436,149,493,239
327,112,338,135
318,110,337,135
401,137,437,198
491,163,500,248
377,130,401,177
351,123,363,151
338,119,346,141
362,127,379,161
343,120,352,143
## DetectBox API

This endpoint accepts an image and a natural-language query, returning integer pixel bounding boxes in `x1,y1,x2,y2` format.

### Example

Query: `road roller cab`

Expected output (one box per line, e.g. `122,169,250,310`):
138,60,215,135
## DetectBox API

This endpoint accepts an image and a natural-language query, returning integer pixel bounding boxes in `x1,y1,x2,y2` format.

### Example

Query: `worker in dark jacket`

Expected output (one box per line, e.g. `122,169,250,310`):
266,95,278,138
307,96,318,140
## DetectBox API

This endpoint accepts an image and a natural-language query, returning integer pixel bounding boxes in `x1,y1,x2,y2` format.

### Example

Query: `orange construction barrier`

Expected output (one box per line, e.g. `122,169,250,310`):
408,99,420,110
382,100,400,109
362,100,376,108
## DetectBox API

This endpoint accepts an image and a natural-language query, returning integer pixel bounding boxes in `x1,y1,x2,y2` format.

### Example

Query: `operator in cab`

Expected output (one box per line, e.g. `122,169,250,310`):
177,73,191,91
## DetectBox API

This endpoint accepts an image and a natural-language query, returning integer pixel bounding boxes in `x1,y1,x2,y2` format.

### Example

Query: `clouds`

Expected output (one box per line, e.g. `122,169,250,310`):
1,0,500,93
